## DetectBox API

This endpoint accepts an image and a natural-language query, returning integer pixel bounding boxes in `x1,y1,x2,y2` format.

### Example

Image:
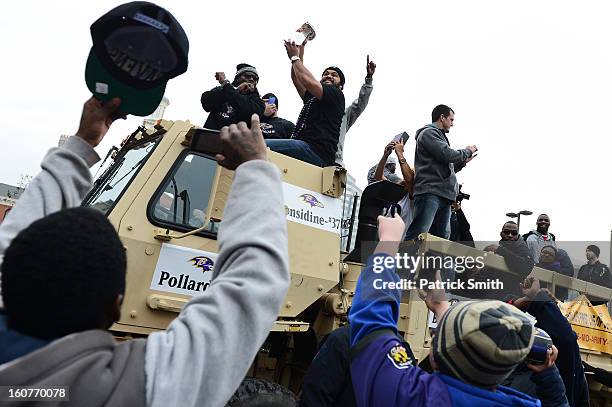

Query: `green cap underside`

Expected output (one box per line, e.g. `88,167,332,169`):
85,48,166,117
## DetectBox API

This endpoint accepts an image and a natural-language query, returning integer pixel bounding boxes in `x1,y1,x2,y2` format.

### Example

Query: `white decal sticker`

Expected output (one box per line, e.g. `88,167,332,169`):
95,82,109,94
150,244,217,296
283,183,343,234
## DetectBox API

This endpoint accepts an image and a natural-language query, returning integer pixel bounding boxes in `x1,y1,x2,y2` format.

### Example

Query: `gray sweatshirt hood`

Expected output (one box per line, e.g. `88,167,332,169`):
0,330,146,407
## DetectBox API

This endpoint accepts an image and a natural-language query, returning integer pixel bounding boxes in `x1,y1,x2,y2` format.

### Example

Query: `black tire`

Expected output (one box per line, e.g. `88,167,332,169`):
226,377,297,407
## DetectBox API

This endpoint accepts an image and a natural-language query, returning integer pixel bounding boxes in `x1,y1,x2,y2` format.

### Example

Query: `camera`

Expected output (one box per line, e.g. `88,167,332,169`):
456,184,470,203
526,327,553,365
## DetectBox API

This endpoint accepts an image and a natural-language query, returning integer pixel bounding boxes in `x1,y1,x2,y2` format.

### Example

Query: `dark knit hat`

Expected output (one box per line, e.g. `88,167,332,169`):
1,207,126,339
323,66,345,86
234,63,259,82
262,92,278,109
432,300,534,387
587,244,601,257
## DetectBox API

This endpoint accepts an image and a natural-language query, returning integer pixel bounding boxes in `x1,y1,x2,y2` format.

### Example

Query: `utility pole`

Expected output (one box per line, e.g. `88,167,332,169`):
506,210,533,233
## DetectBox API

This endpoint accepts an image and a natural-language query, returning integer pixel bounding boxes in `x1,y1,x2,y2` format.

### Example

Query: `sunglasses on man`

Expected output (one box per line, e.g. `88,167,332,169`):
502,229,518,236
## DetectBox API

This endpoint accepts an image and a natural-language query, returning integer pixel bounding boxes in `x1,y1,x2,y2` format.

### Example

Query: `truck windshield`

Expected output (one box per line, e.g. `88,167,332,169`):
83,136,160,214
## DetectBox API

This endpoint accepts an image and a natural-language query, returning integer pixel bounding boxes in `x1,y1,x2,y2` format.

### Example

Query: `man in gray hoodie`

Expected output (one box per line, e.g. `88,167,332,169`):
0,97,290,407
404,105,477,240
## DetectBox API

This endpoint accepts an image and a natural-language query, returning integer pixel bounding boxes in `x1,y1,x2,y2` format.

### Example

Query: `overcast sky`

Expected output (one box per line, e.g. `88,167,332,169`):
1,0,610,262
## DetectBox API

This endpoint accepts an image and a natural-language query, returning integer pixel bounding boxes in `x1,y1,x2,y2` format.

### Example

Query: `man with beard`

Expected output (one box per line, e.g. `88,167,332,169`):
482,221,535,298
523,214,557,262
266,41,345,167
200,63,265,130
259,93,295,139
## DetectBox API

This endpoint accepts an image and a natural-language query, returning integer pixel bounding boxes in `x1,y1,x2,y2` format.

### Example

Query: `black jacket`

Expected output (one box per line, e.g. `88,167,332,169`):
496,238,535,276
577,261,611,288
492,238,535,297
300,325,356,407
577,261,611,304
201,84,265,130
554,249,575,301
450,208,475,247
528,291,590,407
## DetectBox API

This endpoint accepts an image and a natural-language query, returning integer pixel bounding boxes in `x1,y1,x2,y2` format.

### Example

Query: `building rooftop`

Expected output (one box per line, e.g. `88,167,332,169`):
0,183,23,199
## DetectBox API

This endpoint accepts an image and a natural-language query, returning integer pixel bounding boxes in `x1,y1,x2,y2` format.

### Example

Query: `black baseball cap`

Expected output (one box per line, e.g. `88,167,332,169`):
85,2,189,116
323,66,345,86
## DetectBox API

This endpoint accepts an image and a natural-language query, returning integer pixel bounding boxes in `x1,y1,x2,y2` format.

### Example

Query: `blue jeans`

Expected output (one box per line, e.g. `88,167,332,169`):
404,193,452,240
265,139,326,167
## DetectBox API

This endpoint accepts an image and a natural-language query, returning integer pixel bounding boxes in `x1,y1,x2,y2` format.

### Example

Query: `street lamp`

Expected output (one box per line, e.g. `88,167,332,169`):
506,210,533,232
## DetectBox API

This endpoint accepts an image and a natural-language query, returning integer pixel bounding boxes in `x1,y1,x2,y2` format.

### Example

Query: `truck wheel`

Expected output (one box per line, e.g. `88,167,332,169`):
226,377,297,407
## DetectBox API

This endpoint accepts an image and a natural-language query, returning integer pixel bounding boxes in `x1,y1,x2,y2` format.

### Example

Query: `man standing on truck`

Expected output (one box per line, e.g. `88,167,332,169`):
0,97,291,407
404,105,477,240
266,41,345,167
201,63,265,130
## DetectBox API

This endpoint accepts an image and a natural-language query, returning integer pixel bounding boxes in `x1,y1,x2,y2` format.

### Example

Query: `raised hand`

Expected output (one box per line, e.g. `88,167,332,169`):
284,40,300,59
366,55,376,78
216,114,267,170
384,141,396,157
215,72,227,84
237,82,254,94
377,214,405,242
263,100,277,118
527,345,558,373
520,276,541,299
76,97,125,147
394,138,404,157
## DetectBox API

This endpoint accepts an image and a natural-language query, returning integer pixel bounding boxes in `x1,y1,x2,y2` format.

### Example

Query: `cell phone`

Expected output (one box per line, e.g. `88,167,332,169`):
190,128,223,156
267,96,277,105
526,327,553,365
392,131,410,144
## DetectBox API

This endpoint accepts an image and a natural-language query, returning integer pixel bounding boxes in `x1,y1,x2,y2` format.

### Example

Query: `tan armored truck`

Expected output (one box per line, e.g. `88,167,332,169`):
84,120,612,405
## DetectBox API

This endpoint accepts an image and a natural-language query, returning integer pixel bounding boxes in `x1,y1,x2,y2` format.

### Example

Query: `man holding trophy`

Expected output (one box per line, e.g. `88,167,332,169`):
266,24,345,167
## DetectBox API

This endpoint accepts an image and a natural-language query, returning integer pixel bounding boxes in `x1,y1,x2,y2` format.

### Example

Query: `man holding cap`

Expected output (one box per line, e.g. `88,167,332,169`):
201,63,265,130
260,93,295,139
266,41,345,167
577,244,611,305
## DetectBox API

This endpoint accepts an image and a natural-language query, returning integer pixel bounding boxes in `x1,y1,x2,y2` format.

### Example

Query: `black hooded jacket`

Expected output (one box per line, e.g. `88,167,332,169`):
201,83,265,130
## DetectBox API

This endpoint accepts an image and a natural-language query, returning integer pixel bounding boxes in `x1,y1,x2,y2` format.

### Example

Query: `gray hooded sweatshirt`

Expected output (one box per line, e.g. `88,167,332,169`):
335,77,373,166
0,136,290,407
412,124,472,202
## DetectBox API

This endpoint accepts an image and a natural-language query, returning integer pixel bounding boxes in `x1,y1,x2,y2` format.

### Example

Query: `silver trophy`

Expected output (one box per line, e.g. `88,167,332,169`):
291,22,316,44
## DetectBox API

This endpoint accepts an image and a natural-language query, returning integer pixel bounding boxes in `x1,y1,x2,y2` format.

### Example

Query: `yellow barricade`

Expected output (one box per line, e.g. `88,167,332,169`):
558,295,612,355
